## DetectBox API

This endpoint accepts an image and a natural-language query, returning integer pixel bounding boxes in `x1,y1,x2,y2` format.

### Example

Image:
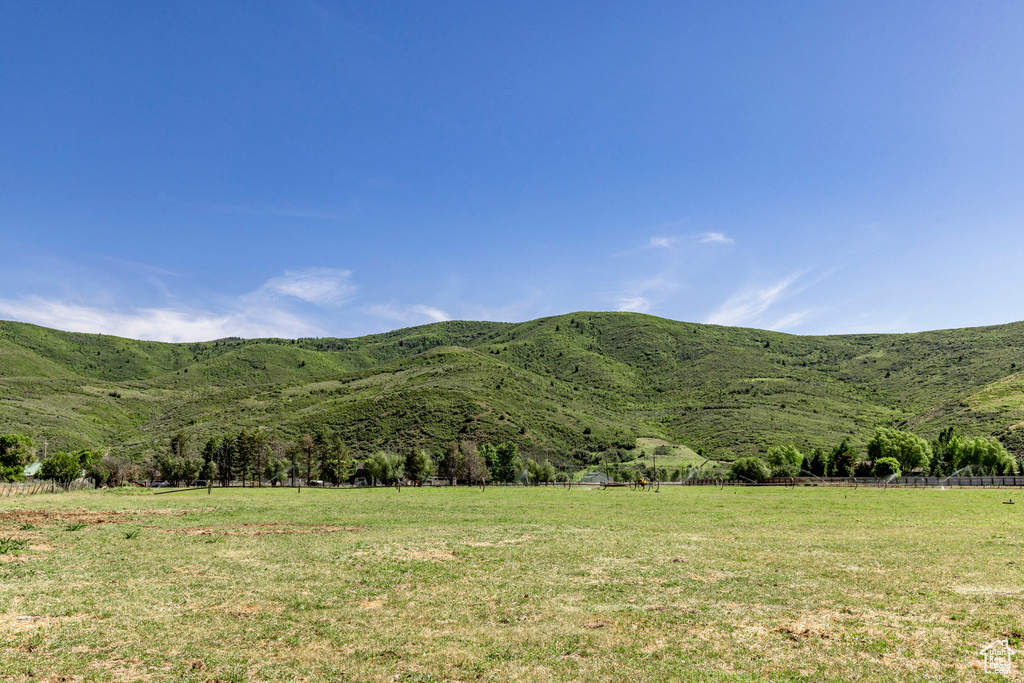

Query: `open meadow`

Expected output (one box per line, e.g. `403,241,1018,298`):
1,485,1022,681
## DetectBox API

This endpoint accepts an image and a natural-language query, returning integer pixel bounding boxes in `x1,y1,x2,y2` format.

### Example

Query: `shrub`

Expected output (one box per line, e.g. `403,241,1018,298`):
0,434,34,482
765,445,802,477
729,457,770,483
38,451,83,485
872,457,902,478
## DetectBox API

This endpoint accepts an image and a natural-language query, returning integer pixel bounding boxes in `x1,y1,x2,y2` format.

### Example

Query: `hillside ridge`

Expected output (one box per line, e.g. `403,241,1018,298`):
2,313,1023,463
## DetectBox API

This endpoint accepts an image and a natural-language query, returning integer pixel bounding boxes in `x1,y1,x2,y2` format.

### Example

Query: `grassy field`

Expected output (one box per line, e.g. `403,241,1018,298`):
1,486,1022,681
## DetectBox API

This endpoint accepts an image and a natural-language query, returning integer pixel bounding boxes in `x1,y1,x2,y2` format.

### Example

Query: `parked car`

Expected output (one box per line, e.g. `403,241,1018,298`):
150,480,170,488
190,480,208,487
309,480,324,487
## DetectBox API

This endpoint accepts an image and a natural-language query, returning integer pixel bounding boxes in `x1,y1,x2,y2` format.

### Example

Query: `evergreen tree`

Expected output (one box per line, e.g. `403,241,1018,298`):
439,441,461,483
829,439,859,477
809,448,829,477
319,437,355,485
494,442,520,483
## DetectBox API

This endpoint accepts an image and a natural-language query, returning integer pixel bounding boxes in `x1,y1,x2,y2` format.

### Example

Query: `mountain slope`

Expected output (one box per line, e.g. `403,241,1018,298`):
1,314,1023,462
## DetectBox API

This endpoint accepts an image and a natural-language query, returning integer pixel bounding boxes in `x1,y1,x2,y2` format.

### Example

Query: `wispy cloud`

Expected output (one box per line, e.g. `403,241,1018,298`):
365,303,451,326
253,268,357,306
698,232,734,245
704,272,805,327
771,309,813,331
0,267,359,342
608,272,683,316
647,236,680,250
615,296,651,313
0,296,322,342
623,231,735,256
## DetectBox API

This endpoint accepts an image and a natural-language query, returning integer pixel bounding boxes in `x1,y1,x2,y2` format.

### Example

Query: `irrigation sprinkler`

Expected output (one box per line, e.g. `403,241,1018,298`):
940,465,973,490
683,458,714,483
797,468,827,485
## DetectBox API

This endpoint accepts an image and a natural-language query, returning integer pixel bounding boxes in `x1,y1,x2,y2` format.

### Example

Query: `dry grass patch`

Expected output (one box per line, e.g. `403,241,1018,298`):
162,523,363,536
0,508,192,526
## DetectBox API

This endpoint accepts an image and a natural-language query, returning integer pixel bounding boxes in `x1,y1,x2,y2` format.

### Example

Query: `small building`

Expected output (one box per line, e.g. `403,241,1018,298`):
23,462,42,481
580,471,611,485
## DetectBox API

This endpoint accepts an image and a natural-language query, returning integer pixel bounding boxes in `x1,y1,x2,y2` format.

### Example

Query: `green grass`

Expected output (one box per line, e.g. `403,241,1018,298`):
3,313,1024,464
1,486,1021,681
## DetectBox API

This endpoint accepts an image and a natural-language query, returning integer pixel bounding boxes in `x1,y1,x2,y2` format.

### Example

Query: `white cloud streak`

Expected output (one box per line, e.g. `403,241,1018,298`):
365,303,451,326
615,296,651,313
771,309,813,331
647,236,679,250
0,296,322,342
704,272,804,327
698,232,734,245
253,268,357,306
0,267,359,342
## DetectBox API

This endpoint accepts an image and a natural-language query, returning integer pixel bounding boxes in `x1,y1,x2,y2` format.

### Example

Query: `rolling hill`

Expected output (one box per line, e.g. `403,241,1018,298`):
2,313,1024,466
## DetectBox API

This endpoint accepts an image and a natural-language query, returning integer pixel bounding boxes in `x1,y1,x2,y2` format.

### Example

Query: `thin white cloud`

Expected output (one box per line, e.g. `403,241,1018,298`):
254,268,357,306
456,290,548,323
698,232,734,245
607,271,684,316
648,236,679,250
615,296,651,313
622,231,734,256
365,303,451,326
771,309,813,331
0,296,324,342
704,273,804,327
0,268,360,342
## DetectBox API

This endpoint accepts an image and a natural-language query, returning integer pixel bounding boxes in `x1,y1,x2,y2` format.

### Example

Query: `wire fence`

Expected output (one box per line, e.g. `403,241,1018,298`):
0,479,96,497
675,476,1024,488
3,476,1021,497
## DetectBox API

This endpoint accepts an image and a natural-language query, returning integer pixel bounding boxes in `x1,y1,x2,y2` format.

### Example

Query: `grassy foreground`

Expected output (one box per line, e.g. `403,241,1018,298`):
1,486,1022,681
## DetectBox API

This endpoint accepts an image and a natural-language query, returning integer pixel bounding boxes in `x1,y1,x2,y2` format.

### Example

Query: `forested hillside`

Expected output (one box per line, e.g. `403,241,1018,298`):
2,313,1024,465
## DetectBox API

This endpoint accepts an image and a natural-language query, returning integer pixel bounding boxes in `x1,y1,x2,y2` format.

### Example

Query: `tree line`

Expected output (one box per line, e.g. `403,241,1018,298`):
0,428,567,488
729,426,1019,482
2,423,1019,488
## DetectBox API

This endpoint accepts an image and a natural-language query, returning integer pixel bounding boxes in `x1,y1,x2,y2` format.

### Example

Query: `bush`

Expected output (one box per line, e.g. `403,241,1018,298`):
0,434,34,482
872,457,902,478
765,445,802,477
729,457,771,483
38,451,83,485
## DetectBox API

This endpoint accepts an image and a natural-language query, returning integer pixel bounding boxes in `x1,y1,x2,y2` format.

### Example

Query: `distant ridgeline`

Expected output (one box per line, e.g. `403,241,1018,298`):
1,312,1024,470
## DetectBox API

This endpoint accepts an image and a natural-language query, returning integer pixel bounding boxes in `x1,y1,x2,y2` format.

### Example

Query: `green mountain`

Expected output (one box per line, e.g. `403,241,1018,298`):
2,313,1023,464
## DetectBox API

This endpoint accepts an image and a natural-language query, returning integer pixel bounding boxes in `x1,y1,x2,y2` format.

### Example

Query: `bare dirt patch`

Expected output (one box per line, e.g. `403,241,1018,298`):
402,548,455,562
462,534,535,547
360,596,386,610
211,603,284,619
583,619,614,629
0,508,191,526
163,523,364,536
0,613,85,633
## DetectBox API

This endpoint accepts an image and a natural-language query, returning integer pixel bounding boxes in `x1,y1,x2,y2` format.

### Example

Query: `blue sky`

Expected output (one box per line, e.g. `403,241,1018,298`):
2,1,1024,342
